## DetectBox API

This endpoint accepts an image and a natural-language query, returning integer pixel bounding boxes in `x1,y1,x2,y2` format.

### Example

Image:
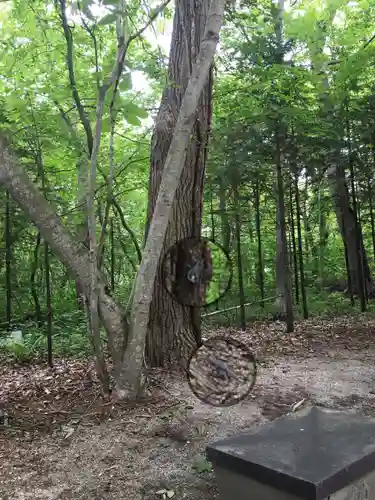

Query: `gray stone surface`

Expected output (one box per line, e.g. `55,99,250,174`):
214,466,375,499
207,406,375,499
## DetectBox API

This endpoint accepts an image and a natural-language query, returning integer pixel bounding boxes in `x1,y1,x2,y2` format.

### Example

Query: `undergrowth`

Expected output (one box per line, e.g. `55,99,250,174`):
1,290,375,363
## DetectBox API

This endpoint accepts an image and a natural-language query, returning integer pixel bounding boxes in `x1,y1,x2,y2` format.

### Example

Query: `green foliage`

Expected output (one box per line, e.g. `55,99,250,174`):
2,0,375,363
98,13,118,25
0,339,35,363
192,458,213,474
0,312,94,362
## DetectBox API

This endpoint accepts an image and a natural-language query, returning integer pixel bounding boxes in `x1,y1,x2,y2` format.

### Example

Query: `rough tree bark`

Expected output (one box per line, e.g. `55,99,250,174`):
328,164,373,296
273,0,294,329
144,0,213,367
119,0,226,398
309,12,374,297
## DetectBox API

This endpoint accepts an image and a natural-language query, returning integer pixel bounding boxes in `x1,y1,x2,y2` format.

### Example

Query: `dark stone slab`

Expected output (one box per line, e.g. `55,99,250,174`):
206,406,375,499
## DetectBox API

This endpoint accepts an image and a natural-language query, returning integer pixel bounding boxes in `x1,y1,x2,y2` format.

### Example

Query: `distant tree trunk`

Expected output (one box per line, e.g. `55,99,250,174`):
289,183,299,304
30,232,43,327
287,226,293,283
247,201,254,282
209,182,216,241
307,8,371,300
275,144,294,330
294,169,308,319
367,175,375,263
219,176,230,252
254,177,265,307
356,197,366,298
145,0,212,367
318,189,328,289
303,176,310,259
44,241,53,367
232,173,246,330
273,0,294,331
5,189,12,330
346,110,366,309
328,164,373,297
340,203,355,306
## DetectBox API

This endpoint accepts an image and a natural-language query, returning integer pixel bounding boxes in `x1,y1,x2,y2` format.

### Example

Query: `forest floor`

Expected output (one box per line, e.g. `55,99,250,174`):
2,313,375,500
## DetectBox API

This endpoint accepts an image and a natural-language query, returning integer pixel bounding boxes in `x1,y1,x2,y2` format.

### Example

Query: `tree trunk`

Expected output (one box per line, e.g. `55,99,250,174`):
247,201,254,283
44,240,53,367
289,183,299,305
306,7,372,300
219,177,230,252
30,232,43,327
273,0,294,331
254,177,265,307
5,189,12,330
119,0,225,399
144,0,213,367
110,217,116,291
328,164,373,296
367,175,375,263
302,176,310,259
233,176,246,330
294,170,308,319
275,158,294,329
347,124,366,310
318,189,328,289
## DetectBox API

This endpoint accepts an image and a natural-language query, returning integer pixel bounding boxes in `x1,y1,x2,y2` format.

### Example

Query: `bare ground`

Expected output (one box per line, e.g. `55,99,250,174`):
1,314,375,500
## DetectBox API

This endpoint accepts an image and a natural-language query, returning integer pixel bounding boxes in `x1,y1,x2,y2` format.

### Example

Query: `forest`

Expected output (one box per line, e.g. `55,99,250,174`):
1,0,375,498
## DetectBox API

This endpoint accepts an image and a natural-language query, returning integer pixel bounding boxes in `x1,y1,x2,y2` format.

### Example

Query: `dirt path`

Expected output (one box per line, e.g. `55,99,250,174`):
2,318,375,500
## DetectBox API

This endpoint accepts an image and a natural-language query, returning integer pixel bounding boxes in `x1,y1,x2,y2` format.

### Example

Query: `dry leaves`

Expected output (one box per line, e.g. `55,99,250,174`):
0,358,173,435
203,313,375,362
1,313,374,436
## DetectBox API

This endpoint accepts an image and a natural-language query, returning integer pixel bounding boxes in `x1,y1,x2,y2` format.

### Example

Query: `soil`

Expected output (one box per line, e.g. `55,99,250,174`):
1,314,375,500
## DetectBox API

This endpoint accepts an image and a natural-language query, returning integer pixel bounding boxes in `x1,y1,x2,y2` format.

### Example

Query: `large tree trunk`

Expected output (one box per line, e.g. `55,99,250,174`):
118,0,225,399
328,164,373,296
275,170,294,328
144,0,212,367
0,138,127,378
273,0,294,330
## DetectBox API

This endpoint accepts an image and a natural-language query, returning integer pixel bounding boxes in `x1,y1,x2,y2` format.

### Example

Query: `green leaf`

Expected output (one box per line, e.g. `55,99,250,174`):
119,73,132,91
192,458,212,474
81,0,95,20
102,0,118,4
82,0,94,8
124,59,133,70
149,7,159,18
98,13,118,25
101,114,112,133
123,101,148,119
124,114,142,126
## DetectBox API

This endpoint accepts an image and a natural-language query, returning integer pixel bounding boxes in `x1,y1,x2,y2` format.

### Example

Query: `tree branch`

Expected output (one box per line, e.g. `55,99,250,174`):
57,0,94,156
112,196,142,264
96,0,172,265
118,0,226,398
0,136,127,371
